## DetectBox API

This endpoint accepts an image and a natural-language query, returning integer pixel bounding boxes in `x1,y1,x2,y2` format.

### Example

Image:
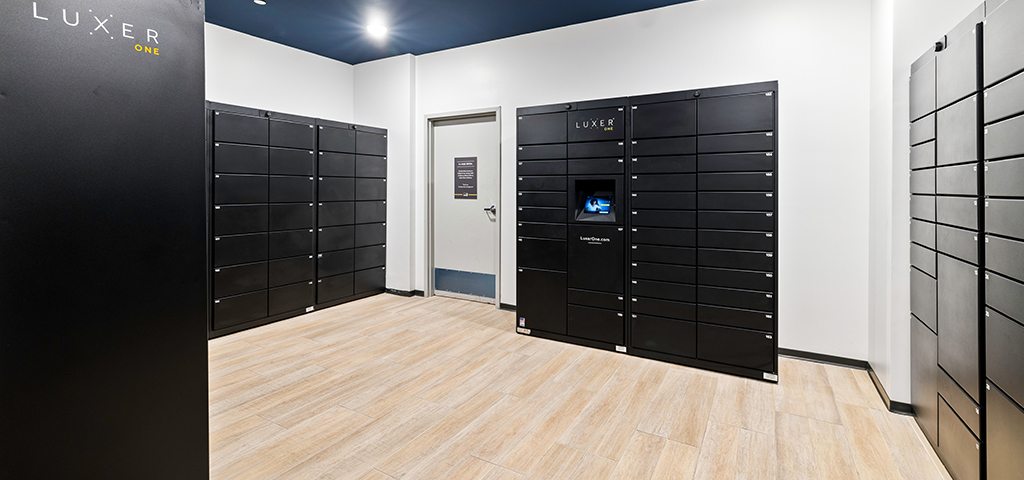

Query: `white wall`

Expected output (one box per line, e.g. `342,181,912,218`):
401,0,873,359
205,23,354,122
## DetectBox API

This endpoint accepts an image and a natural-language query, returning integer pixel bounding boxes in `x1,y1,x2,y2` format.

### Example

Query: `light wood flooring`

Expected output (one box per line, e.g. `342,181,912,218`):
209,294,951,480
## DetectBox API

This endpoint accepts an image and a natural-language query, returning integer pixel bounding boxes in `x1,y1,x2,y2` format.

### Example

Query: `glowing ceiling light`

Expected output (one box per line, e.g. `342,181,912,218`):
367,23,388,39
254,0,266,5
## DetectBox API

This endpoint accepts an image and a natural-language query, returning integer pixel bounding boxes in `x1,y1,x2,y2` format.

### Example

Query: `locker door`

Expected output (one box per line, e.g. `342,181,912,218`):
355,201,387,224
631,227,696,247
910,142,936,170
214,205,269,236
517,223,567,240
517,268,567,335
355,178,387,200
356,155,387,178
631,280,696,302
985,71,1024,123
567,158,623,175
986,114,1024,160
568,225,623,293
567,289,624,310
936,97,977,166
696,323,774,371
697,230,774,251
987,272,1024,326
214,112,268,145
697,249,774,272
518,238,566,271
269,119,315,149
697,268,774,291
697,133,774,154
987,384,1024,480
269,148,315,176
567,140,624,158
631,297,696,322
517,192,567,207
355,131,387,156
912,317,938,445
631,263,696,284
353,245,386,270
214,144,269,174
567,305,623,345
517,144,567,160
935,29,977,109
318,273,353,303
319,249,354,277
517,160,567,176
698,92,774,135
697,172,774,191
697,192,774,211
319,177,355,202
910,168,936,195
631,192,697,211
631,174,696,192
632,100,696,139
268,256,314,288
319,126,356,153
269,176,314,203
697,212,774,231
268,282,314,316
517,112,566,145
910,57,936,122
567,107,624,143
631,210,695,228
632,137,697,156
936,226,977,265
214,175,268,204
631,156,696,174
268,230,314,259
696,304,773,332
697,286,773,312
318,202,355,226
269,204,314,231
319,153,356,177
214,233,268,267
937,255,979,401
354,267,386,293
631,245,696,266
631,314,696,358
697,153,774,173
911,114,936,146
213,262,268,298
983,0,1024,86
986,199,1024,240
911,219,937,250
318,226,354,252
938,399,980,480
935,196,977,230
354,224,387,248
986,157,1024,197
910,243,937,277
911,267,938,331
911,195,936,222
213,290,268,330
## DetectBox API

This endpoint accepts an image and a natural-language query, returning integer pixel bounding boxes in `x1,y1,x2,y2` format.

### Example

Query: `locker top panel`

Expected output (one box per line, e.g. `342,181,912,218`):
567,107,626,143
316,117,387,136
517,96,629,116
214,111,269,146
629,81,778,105
518,112,567,145
985,0,1024,87
697,92,776,136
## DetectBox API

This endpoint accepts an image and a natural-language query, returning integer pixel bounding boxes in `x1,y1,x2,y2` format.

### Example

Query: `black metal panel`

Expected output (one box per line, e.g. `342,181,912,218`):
518,268,567,334
354,245,386,270
938,398,980,480
936,225,977,265
986,71,1024,123
697,230,774,251
269,204,314,231
215,112,268,145
355,131,387,156
696,324,774,371
697,212,775,231
911,195,937,222
355,178,387,200
986,157,1024,197
215,233,269,268
632,279,696,303
269,282,314,316
518,112,567,145
911,114,936,146
270,119,315,149
631,210,695,228
518,222,567,240
517,160,567,176
632,137,697,156
215,143,269,174
935,164,976,195
567,289,624,310
935,29,977,109
631,263,696,284
937,254,979,402
567,141,624,158
355,223,387,248
697,249,774,271
911,267,938,332
698,92,775,135
911,243,937,277
936,96,977,166
697,133,774,154
985,114,1024,160
630,314,696,357
936,196,977,230
987,308,1024,407
697,153,774,173
356,155,387,178
568,158,624,175
214,290,269,330
697,173,774,191
987,235,1024,285
631,296,696,321
518,206,567,223
319,226,354,252
910,141,936,170
319,249,355,277
319,202,355,226
697,286,773,312
215,175,269,204
987,383,1024,480
631,174,696,192
632,100,696,139
938,369,980,437
568,225,624,293
269,176,314,203
910,57,936,122
631,245,696,266
568,108,625,143
567,305,624,345
518,176,567,191
697,193,773,211
912,316,939,445
319,125,356,153
631,227,696,247
318,273,354,303
517,144,567,160
987,271,1024,324
632,155,696,174
215,205,269,235
269,230,314,260
698,267,773,292
355,201,388,224
269,256,314,288
987,199,1024,240
911,219,937,249
270,148,315,176
319,152,356,177
910,168,936,195
354,267,386,294
518,192,567,207
319,177,355,202
518,238,567,271
631,192,697,210
214,262,268,299
984,0,1024,86
697,304,774,331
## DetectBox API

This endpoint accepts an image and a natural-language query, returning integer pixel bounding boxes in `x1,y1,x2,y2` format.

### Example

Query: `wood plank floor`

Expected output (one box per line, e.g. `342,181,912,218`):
209,294,951,480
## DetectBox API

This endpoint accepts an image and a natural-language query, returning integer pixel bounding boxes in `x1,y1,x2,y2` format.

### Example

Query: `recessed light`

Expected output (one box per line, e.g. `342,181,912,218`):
367,24,388,39
254,0,266,5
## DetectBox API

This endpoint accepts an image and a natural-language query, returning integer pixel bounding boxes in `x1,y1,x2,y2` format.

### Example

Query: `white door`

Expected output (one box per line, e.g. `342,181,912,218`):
431,113,500,302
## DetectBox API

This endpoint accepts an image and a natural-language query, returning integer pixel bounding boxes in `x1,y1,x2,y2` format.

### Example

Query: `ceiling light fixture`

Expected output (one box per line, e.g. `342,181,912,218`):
254,0,266,5
366,23,388,39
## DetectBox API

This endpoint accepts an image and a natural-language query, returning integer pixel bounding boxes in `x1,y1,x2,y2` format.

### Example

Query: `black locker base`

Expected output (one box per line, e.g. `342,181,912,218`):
209,289,385,339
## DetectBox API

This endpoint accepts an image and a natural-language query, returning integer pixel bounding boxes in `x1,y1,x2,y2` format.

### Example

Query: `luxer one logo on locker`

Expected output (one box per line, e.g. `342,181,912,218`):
575,117,615,132
30,2,163,56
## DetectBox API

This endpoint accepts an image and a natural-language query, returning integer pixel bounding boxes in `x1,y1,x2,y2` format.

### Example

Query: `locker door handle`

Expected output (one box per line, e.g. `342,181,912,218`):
484,205,496,214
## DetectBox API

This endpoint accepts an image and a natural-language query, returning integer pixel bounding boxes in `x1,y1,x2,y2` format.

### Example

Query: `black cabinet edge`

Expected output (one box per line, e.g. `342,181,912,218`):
499,303,517,312
209,305,311,339
206,101,261,117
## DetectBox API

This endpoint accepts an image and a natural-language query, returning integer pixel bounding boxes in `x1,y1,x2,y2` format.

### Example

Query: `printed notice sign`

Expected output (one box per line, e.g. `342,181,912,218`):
455,157,477,199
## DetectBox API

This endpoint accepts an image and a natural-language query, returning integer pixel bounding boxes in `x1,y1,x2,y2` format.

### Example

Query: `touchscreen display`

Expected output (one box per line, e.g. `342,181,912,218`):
583,196,612,214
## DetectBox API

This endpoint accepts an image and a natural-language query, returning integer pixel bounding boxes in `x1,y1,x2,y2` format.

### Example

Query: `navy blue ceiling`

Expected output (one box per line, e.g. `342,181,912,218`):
206,0,696,65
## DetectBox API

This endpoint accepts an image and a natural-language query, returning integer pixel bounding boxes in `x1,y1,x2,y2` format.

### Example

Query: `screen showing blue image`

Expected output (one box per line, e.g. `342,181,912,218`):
583,196,612,214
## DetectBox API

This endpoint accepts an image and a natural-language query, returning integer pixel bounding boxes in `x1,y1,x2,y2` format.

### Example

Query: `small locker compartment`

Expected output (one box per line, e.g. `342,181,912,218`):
518,237,567,271
938,370,980,437
568,225,624,293
631,192,696,210
354,223,386,247
937,398,980,480
355,201,387,224
630,314,696,358
631,156,696,174
911,219,936,250
269,119,315,150
269,176,314,203
319,226,354,251
987,271,1024,324
631,210,695,229
697,249,774,272
269,148,315,176
518,206,567,223
214,233,268,267
631,279,695,303
631,263,696,284
518,192,567,207
518,222,567,240
697,212,774,231
517,268,567,335
268,282,314,316
269,256,314,288
517,160,567,176
631,245,696,266
517,144,567,160
987,115,1024,161
319,152,355,177
631,296,696,322
214,262,268,298
909,168,936,195
354,267,386,294
910,113,936,146
935,29,977,109
697,133,774,154
697,153,774,173
568,158,623,175
912,317,938,445
988,308,1024,406
631,227,696,247
987,199,1024,240
988,383,1024,480
936,226,977,265
696,323,774,372
696,304,773,332
910,141,936,170
937,254,979,402
214,205,269,236
986,157,1024,197
353,245,386,270
319,202,355,226
697,192,773,211
697,172,774,191
935,97,977,166
215,143,269,174
269,204,314,231
567,305,624,345
631,100,696,139
318,273,353,303
985,70,1024,123
567,289,624,310
518,112,567,145
697,286,773,312
355,131,387,156
214,112,268,145
910,56,936,122
697,230,774,251
935,196,977,230
697,267,774,292
567,140,624,159
984,0,1024,87
268,230,313,259
319,177,355,202
631,174,696,192
518,176,567,191
935,164,976,196
214,175,268,204
213,290,268,330
355,178,387,200
632,137,697,156
356,155,387,178
318,249,354,278
698,92,774,135
911,267,938,331
568,107,624,143
319,125,356,153
911,195,936,222
910,243,937,277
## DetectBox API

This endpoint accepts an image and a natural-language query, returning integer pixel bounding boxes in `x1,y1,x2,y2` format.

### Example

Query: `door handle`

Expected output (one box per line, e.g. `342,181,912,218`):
484,205,496,214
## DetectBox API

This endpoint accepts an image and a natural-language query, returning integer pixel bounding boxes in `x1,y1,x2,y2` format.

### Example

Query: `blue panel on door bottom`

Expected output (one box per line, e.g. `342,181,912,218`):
435,268,495,298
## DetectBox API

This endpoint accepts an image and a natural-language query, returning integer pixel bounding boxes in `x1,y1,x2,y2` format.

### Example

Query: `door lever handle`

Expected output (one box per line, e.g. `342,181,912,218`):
484,205,496,214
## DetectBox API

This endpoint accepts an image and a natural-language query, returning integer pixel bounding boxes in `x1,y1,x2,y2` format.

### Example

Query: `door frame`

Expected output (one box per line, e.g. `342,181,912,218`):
424,107,502,306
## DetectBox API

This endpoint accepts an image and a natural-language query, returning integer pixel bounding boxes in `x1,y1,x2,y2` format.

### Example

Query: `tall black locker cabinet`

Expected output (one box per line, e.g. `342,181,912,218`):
207,103,387,338
0,0,209,477
910,1,1024,478
516,81,778,382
